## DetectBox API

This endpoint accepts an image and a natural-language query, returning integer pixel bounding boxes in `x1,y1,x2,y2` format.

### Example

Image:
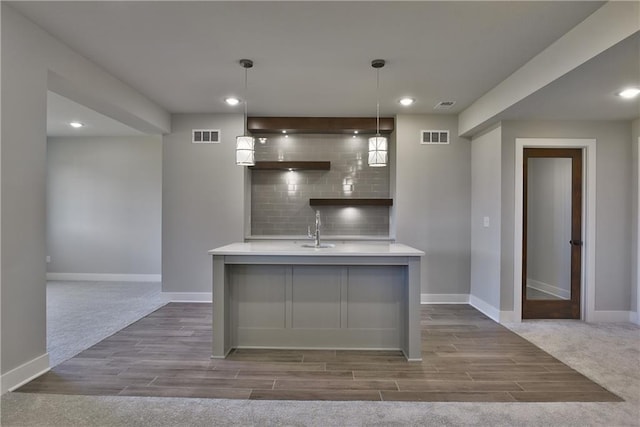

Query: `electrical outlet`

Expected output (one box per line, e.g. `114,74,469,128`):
483,216,490,228
46,256,51,263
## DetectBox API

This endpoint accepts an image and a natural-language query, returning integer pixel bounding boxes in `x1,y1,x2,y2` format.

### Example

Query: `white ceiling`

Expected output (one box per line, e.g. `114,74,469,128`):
47,91,145,137
499,32,640,122
9,1,638,135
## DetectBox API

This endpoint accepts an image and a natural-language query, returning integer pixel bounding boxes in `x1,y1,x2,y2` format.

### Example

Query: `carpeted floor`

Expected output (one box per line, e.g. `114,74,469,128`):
46,281,167,366
1,281,639,426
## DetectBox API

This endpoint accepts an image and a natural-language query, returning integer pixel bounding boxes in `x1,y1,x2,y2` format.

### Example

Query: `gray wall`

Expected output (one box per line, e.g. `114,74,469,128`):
162,114,245,293
1,3,168,379
632,118,639,313
501,120,633,311
1,4,47,377
470,125,502,308
46,136,162,275
251,134,389,237
395,114,471,295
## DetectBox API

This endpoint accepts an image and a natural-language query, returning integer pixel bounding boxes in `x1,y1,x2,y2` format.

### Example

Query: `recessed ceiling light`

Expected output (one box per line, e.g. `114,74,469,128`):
399,97,415,106
618,87,640,99
225,97,240,106
69,122,84,128
282,130,287,134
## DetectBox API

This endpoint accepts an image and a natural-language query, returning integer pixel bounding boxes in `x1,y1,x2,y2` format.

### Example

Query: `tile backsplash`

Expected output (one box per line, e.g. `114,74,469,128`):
250,134,390,236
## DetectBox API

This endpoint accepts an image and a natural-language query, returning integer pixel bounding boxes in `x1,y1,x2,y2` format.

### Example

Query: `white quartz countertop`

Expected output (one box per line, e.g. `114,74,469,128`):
208,242,424,257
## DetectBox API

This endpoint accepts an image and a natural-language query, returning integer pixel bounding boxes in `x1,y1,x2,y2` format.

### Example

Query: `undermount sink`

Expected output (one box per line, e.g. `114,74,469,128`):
301,243,335,249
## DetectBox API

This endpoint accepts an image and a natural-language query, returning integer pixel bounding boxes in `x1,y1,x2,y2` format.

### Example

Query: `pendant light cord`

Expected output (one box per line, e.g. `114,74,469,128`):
371,59,384,137
244,66,248,136
376,67,380,137
238,59,253,136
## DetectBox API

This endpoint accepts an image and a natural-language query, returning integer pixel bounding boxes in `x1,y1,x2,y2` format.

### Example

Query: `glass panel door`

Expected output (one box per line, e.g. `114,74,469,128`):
526,157,572,301
522,148,582,319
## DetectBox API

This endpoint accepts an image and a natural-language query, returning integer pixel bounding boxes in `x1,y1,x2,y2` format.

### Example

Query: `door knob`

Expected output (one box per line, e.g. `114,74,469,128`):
569,240,583,246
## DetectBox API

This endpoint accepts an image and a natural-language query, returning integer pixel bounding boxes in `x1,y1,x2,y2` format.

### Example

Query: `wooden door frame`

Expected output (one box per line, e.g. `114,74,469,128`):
514,138,596,322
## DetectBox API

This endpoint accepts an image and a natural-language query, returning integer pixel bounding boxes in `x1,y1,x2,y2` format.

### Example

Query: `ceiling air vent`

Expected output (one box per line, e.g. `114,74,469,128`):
192,129,220,144
421,130,450,145
434,101,456,110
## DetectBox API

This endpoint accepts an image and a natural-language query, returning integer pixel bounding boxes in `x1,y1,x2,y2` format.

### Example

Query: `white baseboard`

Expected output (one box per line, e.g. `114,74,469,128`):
46,273,161,282
420,293,469,304
422,294,517,323
590,310,634,323
469,294,500,322
422,293,634,324
526,279,570,300
162,292,212,302
468,295,518,323
1,353,50,395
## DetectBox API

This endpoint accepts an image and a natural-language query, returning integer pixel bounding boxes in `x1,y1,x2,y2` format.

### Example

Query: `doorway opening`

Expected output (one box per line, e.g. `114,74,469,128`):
45,90,164,365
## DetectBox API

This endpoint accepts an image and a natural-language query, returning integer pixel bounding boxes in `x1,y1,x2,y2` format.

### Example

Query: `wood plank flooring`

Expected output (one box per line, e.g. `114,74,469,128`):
17,303,622,402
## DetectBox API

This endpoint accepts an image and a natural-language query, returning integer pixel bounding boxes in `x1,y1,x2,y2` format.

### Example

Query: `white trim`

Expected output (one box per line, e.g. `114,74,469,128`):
590,311,634,323
422,291,601,324
469,295,517,323
162,292,212,303
46,273,161,282
469,295,499,322
1,353,50,395
526,279,571,300
420,293,469,304
630,311,639,326
515,138,596,322
637,137,640,326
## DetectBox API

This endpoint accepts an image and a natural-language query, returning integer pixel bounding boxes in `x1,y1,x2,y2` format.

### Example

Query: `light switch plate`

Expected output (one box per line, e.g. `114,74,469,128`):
483,216,490,228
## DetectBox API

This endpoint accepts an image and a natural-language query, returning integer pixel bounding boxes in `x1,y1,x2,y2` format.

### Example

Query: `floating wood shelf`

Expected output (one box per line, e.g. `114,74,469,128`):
309,198,393,207
248,117,394,134
249,161,331,171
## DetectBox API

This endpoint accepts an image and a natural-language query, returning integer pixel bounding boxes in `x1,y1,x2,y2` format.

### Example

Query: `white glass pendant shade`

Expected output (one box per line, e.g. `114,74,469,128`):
236,136,255,166
235,59,255,166
368,136,388,167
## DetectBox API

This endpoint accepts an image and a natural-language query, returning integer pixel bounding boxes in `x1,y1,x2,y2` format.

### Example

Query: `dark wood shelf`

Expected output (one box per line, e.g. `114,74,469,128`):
249,161,330,171
248,117,394,134
309,198,393,207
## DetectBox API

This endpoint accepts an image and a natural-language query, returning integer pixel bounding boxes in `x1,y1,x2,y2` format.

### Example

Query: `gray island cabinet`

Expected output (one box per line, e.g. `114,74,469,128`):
208,242,425,361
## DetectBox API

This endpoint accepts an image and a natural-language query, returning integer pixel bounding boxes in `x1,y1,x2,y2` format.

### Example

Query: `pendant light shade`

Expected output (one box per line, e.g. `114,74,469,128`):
235,136,255,165
368,136,388,167
236,59,255,166
369,59,387,167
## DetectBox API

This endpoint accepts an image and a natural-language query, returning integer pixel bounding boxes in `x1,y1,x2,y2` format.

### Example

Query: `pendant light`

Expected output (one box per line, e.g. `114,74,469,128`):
368,59,387,167
236,59,255,166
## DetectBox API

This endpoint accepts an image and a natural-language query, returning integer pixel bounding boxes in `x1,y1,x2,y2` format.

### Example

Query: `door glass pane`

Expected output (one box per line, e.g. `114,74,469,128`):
526,157,572,301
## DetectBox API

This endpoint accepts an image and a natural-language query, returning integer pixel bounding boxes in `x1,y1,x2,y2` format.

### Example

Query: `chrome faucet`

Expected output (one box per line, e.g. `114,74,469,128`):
307,210,322,247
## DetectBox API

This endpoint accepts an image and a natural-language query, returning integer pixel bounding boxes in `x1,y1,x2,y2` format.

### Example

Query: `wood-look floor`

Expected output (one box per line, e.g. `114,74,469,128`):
17,303,622,402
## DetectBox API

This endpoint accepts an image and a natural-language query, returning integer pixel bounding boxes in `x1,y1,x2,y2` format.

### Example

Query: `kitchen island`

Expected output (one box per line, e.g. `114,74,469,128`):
208,242,424,361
